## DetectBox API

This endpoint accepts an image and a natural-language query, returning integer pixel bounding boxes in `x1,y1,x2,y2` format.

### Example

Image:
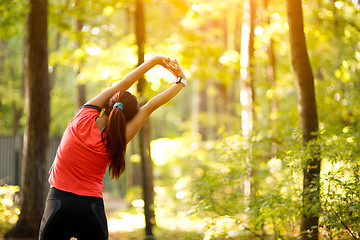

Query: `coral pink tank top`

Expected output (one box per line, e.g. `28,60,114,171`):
49,105,109,197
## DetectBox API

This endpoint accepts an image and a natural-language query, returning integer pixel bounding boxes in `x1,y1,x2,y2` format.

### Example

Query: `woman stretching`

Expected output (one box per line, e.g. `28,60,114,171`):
38,56,187,240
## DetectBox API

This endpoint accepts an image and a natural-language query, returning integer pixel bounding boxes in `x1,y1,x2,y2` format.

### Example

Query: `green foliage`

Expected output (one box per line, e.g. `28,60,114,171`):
0,38,25,135
319,127,360,239
173,127,359,239
124,186,143,204
0,0,28,39
1,0,360,239
183,133,302,239
0,185,20,234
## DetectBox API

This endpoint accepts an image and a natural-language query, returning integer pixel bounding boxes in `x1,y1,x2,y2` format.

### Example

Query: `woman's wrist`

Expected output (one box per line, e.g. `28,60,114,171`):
151,56,165,65
174,76,187,87
177,71,186,80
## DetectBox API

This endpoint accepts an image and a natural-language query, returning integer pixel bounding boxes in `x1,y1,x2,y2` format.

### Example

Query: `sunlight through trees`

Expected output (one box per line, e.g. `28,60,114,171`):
0,0,359,239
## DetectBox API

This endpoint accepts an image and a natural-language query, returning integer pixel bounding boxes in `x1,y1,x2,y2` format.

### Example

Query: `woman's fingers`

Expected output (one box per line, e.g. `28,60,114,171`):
160,57,183,78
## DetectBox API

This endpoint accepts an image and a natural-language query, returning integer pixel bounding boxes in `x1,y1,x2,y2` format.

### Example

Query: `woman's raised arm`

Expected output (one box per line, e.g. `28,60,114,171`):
86,56,172,108
125,59,187,142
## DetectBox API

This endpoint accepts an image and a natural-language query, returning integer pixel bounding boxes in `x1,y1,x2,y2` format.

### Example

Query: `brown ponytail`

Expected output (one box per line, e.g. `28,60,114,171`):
103,91,139,179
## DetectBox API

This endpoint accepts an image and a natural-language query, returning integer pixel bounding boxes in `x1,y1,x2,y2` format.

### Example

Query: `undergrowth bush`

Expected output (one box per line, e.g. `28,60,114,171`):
0,185,20,234
186,133,301,239
319,127,360,239
177,127,360,239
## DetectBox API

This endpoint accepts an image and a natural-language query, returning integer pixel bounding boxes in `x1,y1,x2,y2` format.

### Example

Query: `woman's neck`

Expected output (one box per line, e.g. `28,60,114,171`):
96,115,108,131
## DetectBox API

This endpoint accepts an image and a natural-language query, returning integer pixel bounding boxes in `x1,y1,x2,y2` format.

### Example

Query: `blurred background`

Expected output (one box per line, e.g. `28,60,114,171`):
0,0,359,239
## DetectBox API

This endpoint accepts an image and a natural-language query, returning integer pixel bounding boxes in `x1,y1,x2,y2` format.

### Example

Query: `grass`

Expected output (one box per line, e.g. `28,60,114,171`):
109,228,203,240
106,206,206,239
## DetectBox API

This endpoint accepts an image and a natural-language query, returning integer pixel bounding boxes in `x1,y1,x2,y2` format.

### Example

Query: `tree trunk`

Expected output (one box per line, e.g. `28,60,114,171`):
77,84,86,107
74,0,86,108
49,0,69,90
124,6,132,36
48,32,60,89
228,2,241,132
285,1,320,239
191,78,200,136
0,40,7,112
10,37,25,136
11,104,23,136
138,119,155,238
240,0,256,137
181,85,190,123
135,0,155,237
263,0,278,155
217,82,228,132
4,0,50,238
199,83,208,140
240,0,256,229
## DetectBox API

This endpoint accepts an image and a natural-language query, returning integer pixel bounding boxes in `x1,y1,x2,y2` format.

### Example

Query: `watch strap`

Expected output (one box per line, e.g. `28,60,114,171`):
175,76,187,87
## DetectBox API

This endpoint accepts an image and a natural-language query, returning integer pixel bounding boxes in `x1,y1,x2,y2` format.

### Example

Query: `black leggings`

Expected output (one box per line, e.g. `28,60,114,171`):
38,188,108,240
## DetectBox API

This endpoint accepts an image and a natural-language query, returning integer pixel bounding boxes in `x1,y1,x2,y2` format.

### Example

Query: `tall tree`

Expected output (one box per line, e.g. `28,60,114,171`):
240,0,256,226
240,0,256,137
263,0,278,155
74,0,86,108
0,40,7,116
191,78,201,137
286,0,320,239
135,0,155,237
4,0,50,238
10,47,25,136
48,0,70,90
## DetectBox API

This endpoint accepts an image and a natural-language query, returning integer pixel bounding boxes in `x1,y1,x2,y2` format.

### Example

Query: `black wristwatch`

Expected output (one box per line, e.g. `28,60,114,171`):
175,76,187,87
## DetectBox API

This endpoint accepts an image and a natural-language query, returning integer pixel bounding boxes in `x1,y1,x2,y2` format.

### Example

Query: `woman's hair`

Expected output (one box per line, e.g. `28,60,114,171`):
103,91,139,179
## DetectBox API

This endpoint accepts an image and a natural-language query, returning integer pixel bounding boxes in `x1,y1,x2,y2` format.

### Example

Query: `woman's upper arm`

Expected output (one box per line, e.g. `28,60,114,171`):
125,84,184,142
85,83,127,108
125,105,152,143
85,57,175,108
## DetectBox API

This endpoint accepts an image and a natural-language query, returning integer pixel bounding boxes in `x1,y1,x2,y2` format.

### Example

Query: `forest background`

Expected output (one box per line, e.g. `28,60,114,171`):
0,0,359,239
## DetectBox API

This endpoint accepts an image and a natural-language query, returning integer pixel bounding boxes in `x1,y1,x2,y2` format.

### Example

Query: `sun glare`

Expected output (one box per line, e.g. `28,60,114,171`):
192,4,200,11
86,46,101,56
272,12,280,20
254,26,264,37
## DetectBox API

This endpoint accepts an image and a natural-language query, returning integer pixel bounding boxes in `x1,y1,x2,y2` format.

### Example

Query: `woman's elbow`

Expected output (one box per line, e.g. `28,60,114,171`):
142,101,158,115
